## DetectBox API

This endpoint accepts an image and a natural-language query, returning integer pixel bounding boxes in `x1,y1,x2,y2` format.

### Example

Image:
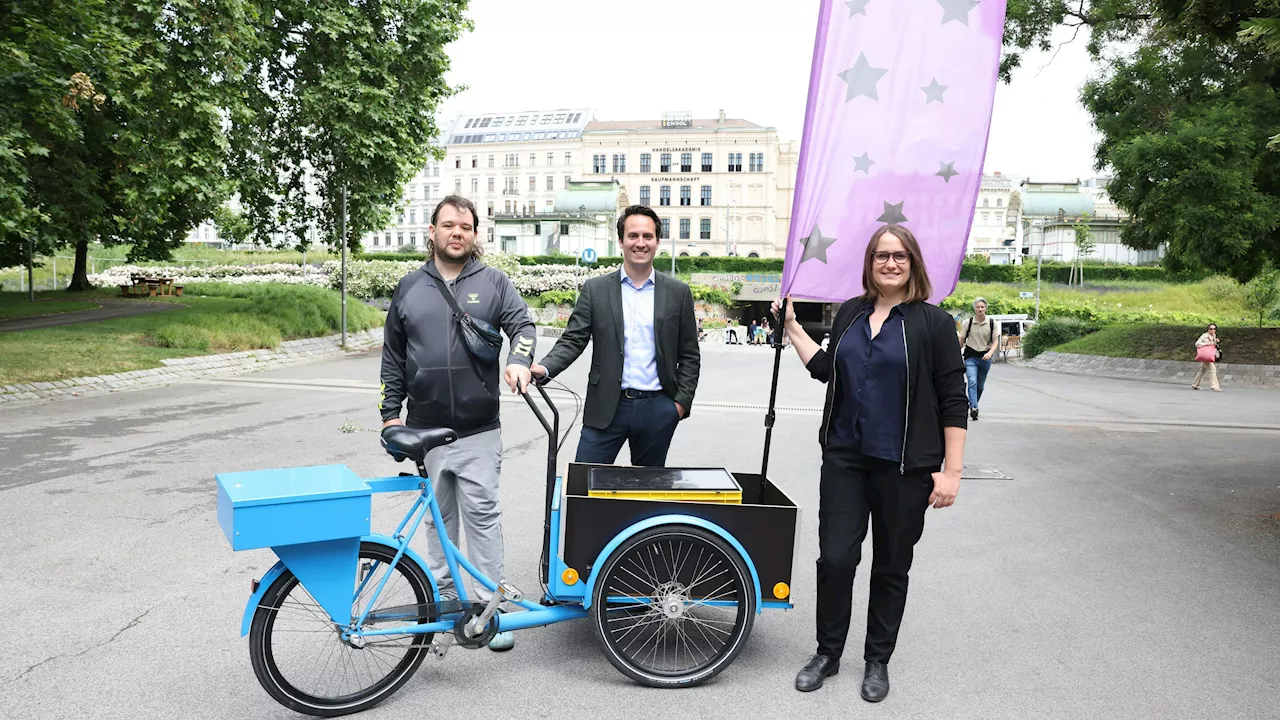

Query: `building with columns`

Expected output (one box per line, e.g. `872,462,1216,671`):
965,172,1020,264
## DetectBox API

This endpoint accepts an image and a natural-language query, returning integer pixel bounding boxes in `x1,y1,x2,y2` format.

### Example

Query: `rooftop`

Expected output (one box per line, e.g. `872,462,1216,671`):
585,117,766,132
445,108,593,146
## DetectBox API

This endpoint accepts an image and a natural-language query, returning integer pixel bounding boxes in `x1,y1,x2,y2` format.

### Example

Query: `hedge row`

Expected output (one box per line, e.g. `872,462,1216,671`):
359,252,1186,283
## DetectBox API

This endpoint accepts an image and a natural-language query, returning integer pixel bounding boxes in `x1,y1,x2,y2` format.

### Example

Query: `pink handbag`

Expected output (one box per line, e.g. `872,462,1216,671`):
1195,344,1216,363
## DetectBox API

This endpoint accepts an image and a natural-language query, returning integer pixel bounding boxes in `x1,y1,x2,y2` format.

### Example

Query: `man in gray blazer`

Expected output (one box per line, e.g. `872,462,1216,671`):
531,205,700,466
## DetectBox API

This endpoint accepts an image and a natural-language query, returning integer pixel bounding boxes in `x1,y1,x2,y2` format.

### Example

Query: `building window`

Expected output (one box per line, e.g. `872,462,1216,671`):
700,186,711,206
679,218,690,240
454,157,461,169
530,153,537,166
639,186,650,206
547,152,554,166
471,178,479,193
660,218,670,239
471,155,477,168
488,177,495,192
640,153,651,172
560,222,570,235
680,153,692,172
454,179,462,193
980,211,989,226
701,153,713,172
728,153,743,172
487,227,494,243
593,154,606,173
565,152,572,165
487,201,494,217
748,153,763,172
505,177,517,194
659,186,671,206
529,176,537,191
546,175,554,190
612,154,626,173
997,198,1004,208
660,153,672,172
488,155,494,168
700,218,711,240
564,174,572,188
397,233,404,246
680,186,691,206
501,236,516,253
409,232,416,246
409,209,416,224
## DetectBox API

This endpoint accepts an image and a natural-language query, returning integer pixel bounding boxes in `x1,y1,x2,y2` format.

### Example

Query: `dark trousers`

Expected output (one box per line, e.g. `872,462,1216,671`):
816,445,934,663
575,393,681,466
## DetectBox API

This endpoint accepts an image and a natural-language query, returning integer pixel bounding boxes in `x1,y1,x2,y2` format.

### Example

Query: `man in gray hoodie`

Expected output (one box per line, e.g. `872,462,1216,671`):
379,195,534,651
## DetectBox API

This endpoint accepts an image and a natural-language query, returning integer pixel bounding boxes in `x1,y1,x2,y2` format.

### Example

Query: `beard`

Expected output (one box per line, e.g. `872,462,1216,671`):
431,232,474,262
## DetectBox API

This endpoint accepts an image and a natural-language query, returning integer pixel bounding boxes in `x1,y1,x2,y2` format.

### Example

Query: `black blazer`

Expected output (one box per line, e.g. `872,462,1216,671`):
805,299,968,472
540,269,700,429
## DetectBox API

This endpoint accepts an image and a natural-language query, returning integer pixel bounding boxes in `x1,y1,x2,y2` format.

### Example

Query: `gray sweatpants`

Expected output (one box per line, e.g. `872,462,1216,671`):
421,427,504,604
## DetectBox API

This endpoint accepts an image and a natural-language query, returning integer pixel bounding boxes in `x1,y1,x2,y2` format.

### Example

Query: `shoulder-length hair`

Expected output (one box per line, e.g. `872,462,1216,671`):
862,224,933,304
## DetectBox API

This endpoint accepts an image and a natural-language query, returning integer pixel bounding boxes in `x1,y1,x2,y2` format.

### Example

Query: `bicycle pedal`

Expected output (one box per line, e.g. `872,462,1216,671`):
497,580,524,602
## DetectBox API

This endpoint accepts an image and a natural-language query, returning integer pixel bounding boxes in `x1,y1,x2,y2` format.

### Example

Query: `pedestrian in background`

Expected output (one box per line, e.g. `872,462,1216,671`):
1192,323,1222,392
774,224,968,702
958,297,998,420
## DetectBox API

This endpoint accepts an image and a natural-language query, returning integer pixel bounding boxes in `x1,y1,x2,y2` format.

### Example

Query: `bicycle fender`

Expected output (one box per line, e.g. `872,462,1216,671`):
238,536,439,637
241,561,288,636
580,515,763,614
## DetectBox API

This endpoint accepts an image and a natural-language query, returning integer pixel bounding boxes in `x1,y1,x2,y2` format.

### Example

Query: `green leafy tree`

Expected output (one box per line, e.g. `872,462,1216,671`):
1002,1,1280,283
1243,265,1280,327
1,0,256,290
227,0,471,254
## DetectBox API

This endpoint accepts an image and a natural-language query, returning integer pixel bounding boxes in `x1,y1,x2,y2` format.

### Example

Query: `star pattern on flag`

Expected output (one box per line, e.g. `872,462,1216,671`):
936,0,980,26
854,152,876,174
800,225,838,264
877,201,908,224
838,52,889,102
921,78,948,103
846,0,871,17
936,161,959,182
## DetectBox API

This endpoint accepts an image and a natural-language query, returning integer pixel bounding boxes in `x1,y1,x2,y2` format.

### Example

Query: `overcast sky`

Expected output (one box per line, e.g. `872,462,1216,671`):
435,0,1104,182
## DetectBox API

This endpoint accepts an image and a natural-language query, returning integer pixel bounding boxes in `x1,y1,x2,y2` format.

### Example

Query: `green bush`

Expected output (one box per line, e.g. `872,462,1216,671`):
688,283,735,307
538,290,578,306
1022,317,1102,359
180,283,383,341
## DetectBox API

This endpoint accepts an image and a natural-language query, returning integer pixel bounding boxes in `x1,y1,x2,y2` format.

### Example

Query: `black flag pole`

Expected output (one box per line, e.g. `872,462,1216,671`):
761,297,788,478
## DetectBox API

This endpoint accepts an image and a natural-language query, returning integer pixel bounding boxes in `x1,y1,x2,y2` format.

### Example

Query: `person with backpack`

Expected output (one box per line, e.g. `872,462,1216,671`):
958,297,998,420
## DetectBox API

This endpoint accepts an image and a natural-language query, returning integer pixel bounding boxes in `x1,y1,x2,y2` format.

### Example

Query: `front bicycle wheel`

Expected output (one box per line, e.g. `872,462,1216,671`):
590,526,756,688
249,542,434,717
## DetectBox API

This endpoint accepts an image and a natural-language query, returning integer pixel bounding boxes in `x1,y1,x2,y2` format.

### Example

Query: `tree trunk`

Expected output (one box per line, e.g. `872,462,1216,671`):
67,239,92,292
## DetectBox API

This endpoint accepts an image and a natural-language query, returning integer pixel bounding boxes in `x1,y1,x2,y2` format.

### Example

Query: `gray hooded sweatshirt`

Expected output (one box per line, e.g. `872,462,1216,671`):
379,257,535,436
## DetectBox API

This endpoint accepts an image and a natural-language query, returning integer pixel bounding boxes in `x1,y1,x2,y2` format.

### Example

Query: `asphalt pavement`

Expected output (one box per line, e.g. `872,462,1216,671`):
2,341,1278,719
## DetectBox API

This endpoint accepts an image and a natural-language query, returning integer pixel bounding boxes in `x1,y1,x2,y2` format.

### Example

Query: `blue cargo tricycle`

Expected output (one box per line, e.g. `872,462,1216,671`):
217,385,800,716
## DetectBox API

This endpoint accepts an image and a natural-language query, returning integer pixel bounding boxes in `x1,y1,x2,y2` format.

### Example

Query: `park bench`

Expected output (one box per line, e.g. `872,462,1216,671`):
998,335,1022,362
119,275,183,298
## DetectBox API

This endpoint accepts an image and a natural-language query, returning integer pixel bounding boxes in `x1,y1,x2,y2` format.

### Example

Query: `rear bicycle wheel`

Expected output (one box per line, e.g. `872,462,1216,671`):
590,526,755,688
249,542,434,717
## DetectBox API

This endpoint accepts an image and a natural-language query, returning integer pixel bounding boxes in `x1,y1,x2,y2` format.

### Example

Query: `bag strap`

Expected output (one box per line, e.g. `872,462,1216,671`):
964,317,974,341
432,275,493,390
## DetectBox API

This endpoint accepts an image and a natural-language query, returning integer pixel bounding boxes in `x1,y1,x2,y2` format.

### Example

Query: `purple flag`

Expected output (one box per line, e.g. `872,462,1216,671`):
781,0,1008,304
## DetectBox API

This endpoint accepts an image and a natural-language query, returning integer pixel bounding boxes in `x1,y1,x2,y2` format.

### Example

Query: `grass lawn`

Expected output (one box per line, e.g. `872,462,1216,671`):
0,284,382,385
948,277,1255,325
1056,325,1280,365
0,290,103,320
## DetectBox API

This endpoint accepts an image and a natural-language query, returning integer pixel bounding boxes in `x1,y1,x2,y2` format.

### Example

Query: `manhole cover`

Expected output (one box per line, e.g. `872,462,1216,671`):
961,466,1013,480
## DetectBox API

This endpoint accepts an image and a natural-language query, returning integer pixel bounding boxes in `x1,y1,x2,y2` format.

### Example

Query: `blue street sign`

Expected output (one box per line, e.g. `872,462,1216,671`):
580,247,597,264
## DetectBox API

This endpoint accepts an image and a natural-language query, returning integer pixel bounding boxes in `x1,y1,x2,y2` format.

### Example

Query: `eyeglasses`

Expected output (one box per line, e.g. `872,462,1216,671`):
872,251,911,265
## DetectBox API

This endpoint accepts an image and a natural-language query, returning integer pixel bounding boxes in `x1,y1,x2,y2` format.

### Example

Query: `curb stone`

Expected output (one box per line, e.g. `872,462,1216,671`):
0,328,384,406
1023,351,1280,391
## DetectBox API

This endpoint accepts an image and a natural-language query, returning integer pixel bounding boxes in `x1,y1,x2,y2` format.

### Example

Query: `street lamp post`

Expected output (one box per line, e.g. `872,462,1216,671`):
1032,219,1044,322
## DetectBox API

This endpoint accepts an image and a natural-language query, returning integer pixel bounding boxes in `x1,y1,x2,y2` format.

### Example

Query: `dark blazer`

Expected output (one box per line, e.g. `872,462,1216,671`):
805,299,968,473
540,268,700,429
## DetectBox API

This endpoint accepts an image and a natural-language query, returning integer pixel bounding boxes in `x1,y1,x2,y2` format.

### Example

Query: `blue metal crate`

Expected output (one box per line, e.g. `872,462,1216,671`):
216,465,371,551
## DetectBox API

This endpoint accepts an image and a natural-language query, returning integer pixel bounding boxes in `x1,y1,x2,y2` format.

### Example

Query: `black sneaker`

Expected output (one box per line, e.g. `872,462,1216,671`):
970,407,979,421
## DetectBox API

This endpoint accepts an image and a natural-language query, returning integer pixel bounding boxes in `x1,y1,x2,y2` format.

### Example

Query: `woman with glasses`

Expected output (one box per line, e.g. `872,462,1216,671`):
773,224,968,702
1192,323,1222,391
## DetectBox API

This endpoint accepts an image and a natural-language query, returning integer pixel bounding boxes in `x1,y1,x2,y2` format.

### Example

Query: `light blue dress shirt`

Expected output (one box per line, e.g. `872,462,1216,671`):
620,269,662,392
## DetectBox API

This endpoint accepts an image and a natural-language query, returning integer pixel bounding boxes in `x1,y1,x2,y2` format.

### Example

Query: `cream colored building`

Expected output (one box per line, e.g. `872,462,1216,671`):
965,172,1020,264
580,111,789,258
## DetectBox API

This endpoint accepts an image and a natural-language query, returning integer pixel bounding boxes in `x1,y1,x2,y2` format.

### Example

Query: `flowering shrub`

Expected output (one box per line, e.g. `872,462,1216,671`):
322,260,420,300
87,263,329,288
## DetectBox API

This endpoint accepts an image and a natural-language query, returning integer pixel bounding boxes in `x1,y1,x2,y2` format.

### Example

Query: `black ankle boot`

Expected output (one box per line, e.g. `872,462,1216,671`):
862,660,889,702
795,654,839,692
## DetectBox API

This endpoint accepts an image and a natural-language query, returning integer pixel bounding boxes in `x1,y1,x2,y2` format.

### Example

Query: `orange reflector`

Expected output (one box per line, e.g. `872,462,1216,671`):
773,582,790,600
562,568,580,585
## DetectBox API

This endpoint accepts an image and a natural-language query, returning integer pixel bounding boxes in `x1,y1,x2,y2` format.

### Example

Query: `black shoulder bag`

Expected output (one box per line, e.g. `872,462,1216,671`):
433,277,504,374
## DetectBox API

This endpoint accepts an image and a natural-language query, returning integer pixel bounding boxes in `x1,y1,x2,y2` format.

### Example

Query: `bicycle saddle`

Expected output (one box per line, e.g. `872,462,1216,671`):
380,425,458,462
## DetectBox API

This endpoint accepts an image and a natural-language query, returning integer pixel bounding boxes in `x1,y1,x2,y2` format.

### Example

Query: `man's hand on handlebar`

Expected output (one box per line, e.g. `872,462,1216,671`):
504,363,533,395
529,362,553,387
382,418,404,428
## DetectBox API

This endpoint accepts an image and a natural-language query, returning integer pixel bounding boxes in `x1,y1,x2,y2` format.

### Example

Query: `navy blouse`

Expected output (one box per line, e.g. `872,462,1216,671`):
827,304,909,463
